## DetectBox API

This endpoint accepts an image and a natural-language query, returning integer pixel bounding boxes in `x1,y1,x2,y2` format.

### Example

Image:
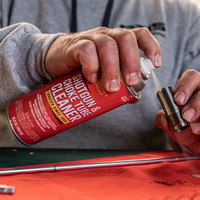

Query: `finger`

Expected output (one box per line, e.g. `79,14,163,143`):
90,32,121,92
45,35,75,78
154,110,198,148
190,121,200,135
167,126,200,146
105,28,141,86
45,35,100,80
133,27,162,67
75,39,99,83
174,70,200,106
182,90,200,123
155,110,171,130
155,110,200,147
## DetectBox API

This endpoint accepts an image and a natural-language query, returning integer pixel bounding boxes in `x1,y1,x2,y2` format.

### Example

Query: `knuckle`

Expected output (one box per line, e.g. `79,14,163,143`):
183,69,200,79
194,92,200,108
138,27,151,36
100,37,117,50
119,30,136,43
186,92,200,116
95,26,109,33
153,43,161,55
103,57,118,70
135,27,161,54
83,65,97,75
79,40,96,55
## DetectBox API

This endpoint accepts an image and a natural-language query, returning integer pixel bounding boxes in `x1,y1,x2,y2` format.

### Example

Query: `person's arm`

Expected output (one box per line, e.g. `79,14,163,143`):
0,23,161,110
0,22,63,110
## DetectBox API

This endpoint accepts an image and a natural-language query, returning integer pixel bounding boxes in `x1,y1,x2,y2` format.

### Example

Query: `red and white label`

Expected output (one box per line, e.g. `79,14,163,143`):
8,69,134,145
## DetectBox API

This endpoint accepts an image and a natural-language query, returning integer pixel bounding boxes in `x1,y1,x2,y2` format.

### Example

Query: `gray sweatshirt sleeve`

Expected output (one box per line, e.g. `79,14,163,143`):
0,22,63,110
181,3,200,73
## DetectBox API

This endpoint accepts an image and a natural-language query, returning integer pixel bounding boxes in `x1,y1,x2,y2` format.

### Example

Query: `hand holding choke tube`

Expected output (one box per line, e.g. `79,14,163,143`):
157,86,189,133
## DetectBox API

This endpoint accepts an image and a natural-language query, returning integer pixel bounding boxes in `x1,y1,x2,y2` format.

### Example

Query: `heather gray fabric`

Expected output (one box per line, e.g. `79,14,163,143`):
0,0,199,149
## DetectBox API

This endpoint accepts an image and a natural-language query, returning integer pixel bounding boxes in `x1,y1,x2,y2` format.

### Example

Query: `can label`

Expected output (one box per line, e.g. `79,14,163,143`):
7,69,135,145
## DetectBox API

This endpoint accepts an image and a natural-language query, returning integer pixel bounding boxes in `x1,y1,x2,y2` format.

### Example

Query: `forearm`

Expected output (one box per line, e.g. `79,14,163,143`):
0,22,63,110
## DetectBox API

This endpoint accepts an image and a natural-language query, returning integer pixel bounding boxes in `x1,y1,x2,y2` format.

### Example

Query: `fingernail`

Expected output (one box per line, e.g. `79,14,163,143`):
154,54,161,67
109,79,120,92
128,72,139,85
182,108,195,122
191,122,200,134
174,91,186,105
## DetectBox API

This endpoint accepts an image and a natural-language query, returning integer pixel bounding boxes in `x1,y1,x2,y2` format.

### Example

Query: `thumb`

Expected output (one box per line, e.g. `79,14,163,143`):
155,109,170,130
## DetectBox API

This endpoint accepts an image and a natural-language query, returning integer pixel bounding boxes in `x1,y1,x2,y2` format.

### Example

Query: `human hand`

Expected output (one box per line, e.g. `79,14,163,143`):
45,27,161,92
155,70,200,154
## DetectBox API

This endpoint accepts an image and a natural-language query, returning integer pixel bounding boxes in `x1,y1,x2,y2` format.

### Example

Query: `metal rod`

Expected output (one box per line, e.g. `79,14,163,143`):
0,156,198,176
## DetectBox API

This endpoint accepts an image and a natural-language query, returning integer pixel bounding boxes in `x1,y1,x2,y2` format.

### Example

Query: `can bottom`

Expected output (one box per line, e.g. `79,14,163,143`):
6,104,31,147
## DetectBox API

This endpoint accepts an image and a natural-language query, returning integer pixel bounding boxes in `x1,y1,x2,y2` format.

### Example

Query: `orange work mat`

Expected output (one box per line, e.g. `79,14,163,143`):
0,150,200,200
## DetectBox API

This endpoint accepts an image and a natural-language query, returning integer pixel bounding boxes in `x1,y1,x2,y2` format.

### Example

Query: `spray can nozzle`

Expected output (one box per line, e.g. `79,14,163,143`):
140,57,155,79
127,57,155,97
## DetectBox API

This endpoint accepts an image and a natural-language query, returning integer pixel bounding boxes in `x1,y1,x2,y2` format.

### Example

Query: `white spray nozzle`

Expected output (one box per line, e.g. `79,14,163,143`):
140,57,155,77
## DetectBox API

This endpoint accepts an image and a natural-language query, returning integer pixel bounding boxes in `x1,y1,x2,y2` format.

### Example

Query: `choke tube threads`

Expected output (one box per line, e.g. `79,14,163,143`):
157,86,189,132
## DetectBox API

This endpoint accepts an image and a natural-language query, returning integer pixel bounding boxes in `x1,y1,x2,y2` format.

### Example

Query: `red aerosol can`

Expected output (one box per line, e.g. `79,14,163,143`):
7,58,154,146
